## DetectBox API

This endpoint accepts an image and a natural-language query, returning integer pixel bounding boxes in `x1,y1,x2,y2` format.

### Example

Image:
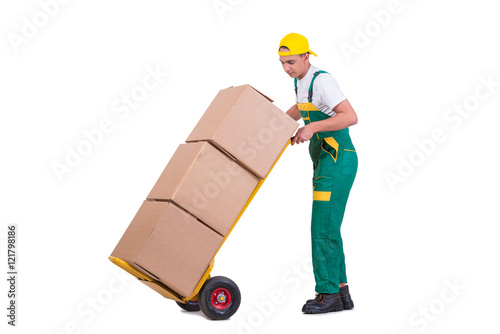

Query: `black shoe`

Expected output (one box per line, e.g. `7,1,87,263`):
305,286,354,305
339,285,354,310
302,293,344,314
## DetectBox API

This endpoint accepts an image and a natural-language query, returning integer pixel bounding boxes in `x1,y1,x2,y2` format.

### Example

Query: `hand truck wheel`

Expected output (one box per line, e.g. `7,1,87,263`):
199,276,241,320
176,299,200,312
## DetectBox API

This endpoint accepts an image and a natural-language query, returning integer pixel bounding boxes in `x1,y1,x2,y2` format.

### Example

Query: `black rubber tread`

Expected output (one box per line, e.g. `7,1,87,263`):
199,276,241,320
176,300,200,312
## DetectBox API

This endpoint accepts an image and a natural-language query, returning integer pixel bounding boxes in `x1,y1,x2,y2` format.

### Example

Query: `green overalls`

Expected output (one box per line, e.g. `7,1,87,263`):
295,71,358,294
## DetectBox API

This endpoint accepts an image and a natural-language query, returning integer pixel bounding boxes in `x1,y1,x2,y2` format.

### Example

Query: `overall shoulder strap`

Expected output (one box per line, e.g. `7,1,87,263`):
294,77,298,96
308,70,329,102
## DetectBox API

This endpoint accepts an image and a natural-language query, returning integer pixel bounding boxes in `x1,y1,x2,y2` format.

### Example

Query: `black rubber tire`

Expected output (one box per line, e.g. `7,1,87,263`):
199,276,241,320
176,300,200,312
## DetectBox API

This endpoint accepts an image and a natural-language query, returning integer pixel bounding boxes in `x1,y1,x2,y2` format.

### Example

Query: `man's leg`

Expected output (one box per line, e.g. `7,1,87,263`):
311,175,341,294
304,142,357,313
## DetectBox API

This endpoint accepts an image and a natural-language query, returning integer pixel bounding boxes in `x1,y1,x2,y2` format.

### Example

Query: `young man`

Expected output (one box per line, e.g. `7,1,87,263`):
278,32,358,314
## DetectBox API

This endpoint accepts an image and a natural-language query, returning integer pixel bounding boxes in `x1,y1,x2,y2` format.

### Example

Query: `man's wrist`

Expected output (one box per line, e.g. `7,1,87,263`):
307,121,320,133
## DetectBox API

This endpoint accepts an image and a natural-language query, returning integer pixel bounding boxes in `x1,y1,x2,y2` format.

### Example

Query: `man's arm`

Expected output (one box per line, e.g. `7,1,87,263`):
286,104,302,121
291,99,357,145
309,99,357,132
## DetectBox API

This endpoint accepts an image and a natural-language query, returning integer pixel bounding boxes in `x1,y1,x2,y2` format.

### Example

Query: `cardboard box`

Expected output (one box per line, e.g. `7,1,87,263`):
147,141,259,236
138,279,180,300
186,84,298,179
111,200,223,297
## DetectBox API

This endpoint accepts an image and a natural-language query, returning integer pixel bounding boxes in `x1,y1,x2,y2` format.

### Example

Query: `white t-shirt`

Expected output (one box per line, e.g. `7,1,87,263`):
295,64,346,117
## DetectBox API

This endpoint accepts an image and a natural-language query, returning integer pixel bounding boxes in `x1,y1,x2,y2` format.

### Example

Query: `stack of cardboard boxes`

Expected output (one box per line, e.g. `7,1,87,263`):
111,85,298,298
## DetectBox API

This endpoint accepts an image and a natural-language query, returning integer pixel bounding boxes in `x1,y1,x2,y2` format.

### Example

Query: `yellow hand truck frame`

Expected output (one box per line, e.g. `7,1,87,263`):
109,141,290,320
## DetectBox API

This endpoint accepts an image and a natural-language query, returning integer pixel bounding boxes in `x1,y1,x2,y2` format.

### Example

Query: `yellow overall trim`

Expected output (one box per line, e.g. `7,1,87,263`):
321,145,336,163
301,109,312,122
297,102,320,111
344,149,356,152
324,137,339,153
297,104,319,139
321,136,338,163
313,191,331,201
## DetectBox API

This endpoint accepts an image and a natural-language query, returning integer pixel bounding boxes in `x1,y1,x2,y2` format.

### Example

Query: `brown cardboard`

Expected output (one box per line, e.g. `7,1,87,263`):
138,279,180,300
111,200,223,297
147,141,259,236
186,85,299,179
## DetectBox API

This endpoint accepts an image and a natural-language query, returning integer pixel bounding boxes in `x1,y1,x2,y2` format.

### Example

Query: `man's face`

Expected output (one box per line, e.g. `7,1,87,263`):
279,53,309,79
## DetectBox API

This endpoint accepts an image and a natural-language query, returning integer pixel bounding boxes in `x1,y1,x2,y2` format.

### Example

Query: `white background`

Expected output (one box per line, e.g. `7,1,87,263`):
1,0,499,333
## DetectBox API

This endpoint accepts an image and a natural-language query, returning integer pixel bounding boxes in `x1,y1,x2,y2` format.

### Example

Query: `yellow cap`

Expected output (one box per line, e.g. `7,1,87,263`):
278,33,317,57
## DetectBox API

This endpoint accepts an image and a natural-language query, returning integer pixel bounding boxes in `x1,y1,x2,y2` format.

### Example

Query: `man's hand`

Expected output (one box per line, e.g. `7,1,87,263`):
291,124,315,145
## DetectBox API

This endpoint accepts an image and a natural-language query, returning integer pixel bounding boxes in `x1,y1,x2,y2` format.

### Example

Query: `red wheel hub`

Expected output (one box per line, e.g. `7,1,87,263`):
211,288,231,309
